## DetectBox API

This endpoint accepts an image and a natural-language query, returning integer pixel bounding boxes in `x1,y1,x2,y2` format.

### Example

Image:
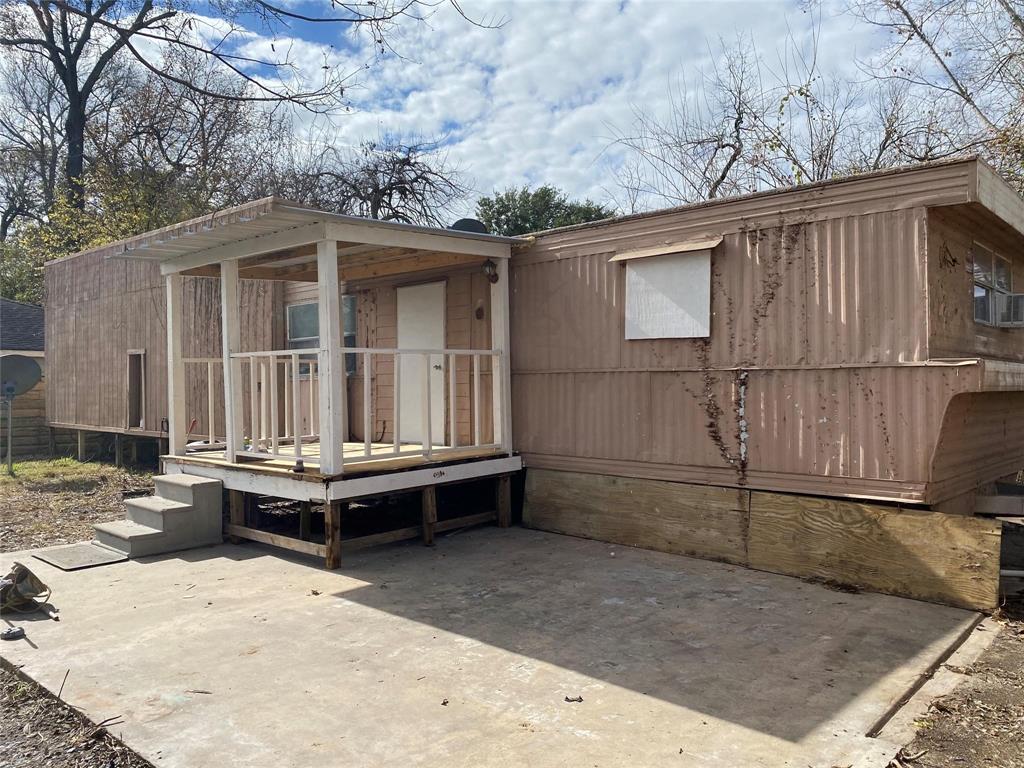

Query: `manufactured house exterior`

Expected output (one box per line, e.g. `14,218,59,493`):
40,158,1024,609
512,158,1024,510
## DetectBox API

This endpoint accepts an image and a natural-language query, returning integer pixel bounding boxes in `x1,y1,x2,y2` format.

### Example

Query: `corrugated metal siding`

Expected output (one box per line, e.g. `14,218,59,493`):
509,164,1006,503
930,391,1024,501
513,210,928,372
927,204,1024,361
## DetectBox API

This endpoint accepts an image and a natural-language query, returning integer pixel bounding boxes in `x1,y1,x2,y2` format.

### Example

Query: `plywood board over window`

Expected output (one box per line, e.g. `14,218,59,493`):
611,237,719,340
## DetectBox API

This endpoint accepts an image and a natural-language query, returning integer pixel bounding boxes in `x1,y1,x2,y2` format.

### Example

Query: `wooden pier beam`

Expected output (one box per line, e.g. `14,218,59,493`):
496,474,511,528
114,433,123,467
227,490,245,544
325,501,343,569
299,501,312,541
422,486,437,546
76,430,86,462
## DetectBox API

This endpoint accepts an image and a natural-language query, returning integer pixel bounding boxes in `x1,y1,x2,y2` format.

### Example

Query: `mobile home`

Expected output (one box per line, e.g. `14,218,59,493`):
43,157,1024,609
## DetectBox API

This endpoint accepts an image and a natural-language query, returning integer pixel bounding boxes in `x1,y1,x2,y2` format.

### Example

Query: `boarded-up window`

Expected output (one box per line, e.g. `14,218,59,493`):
623,251,711,339
127,351,145,429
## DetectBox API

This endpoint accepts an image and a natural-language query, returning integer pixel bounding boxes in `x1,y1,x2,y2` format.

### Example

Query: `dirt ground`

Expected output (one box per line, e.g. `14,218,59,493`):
0,460,1022,767
0,459,153,552
1,459,154,768
894,598,1024,768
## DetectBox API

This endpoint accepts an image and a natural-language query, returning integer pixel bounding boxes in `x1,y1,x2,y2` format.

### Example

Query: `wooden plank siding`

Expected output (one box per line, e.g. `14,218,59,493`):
44,253,283,438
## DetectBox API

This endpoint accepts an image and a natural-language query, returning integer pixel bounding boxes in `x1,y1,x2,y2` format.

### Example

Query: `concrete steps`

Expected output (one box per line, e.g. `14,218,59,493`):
93,474,223,558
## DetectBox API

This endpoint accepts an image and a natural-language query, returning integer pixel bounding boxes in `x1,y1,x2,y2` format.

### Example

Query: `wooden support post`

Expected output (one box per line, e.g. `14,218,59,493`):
166,273,187,455
228,490,245,543
130,438,138,465
317,240,346,475
490,256,513,453
422,486,438,546
220,260,244,461
47,427,55,458
496,474,512,528
76,430,85,461
299,501,312,541
114,433,123,467
325,501,343,569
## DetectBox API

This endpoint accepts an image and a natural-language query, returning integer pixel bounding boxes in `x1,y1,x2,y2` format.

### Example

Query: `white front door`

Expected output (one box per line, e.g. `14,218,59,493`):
397,282,445,445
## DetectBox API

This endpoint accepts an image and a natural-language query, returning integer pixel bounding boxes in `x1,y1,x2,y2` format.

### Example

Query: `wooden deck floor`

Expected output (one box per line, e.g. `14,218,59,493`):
168,440,504,482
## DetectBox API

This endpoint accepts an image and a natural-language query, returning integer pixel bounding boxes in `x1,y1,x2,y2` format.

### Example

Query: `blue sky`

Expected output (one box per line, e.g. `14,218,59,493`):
201,0,886,214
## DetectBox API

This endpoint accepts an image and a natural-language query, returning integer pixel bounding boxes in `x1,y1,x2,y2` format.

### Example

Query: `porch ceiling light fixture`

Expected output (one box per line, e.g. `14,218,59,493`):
482,259,499,284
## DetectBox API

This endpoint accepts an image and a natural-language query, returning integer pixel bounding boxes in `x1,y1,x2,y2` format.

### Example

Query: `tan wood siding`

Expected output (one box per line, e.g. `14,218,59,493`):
45,254,282,437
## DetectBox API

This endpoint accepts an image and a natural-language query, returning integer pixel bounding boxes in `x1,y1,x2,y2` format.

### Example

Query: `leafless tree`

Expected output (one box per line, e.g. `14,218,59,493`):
610,17,973,209
0,0,496,204
268,133,470,226
846,0,1024,188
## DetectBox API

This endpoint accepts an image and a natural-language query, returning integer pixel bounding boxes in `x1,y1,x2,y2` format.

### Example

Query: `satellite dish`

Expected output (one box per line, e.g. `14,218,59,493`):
448,218,489,234
0,354,41,398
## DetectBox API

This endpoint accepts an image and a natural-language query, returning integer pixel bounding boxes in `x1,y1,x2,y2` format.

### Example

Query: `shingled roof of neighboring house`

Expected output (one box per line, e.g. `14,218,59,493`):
0,297,44,352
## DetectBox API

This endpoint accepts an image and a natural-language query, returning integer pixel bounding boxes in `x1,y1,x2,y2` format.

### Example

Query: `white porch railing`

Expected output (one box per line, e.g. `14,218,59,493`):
182,357,223,445
213,346,503,468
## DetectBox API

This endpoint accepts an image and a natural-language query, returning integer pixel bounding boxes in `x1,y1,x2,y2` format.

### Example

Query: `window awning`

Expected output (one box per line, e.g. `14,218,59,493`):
608,236,723,263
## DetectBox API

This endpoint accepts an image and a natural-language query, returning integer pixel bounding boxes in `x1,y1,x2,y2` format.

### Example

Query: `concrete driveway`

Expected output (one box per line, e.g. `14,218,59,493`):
0,527,977,767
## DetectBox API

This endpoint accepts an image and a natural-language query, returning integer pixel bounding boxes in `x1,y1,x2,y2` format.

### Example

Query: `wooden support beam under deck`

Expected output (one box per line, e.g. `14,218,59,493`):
227,489,245,544
325,500,343,569
422,486,437,546
496,474,512,528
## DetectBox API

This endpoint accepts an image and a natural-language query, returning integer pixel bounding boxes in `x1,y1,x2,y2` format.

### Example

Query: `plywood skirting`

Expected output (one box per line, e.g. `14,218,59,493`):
523,469,1002,611
524,469,750,565
747,491,1001,612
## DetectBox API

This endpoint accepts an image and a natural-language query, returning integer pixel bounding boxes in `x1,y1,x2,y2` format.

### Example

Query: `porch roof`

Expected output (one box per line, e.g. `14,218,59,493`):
85,197,526,281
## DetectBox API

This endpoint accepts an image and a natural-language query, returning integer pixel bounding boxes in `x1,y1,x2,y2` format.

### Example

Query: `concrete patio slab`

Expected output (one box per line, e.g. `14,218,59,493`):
0,527,978,767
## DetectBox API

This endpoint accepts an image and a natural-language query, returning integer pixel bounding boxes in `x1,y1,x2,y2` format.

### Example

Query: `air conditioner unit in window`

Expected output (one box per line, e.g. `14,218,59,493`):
997,293,1024,327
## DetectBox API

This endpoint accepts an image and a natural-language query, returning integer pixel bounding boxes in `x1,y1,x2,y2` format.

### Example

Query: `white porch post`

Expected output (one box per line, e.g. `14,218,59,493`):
490,256,513,454
220,260,244,460
317,239,346,475
166,273,186,455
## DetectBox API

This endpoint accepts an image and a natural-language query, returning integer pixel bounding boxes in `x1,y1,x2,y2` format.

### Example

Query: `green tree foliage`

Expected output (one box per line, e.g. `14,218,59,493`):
475,185,613,236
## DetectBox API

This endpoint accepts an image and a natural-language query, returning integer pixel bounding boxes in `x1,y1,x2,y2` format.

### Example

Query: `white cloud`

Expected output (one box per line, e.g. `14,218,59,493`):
235,0,886,215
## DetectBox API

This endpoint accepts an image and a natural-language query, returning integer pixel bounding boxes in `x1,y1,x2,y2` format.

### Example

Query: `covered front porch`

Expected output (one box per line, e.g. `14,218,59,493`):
108,199,524,564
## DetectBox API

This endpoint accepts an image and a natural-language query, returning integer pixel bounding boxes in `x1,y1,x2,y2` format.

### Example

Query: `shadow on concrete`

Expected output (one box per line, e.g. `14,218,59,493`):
328,527,968,743
137,525,973,744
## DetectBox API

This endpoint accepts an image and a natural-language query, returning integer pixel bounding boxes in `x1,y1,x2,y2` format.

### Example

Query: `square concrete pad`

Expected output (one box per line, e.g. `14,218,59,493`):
0,528,976,767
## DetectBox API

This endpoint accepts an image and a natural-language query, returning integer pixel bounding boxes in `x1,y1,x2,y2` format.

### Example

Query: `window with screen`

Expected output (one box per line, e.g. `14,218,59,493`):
973,244,1014,325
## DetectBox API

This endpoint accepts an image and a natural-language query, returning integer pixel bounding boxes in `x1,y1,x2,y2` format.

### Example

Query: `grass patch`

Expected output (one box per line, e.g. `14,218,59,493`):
0,459,153,552
0,458,116,487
